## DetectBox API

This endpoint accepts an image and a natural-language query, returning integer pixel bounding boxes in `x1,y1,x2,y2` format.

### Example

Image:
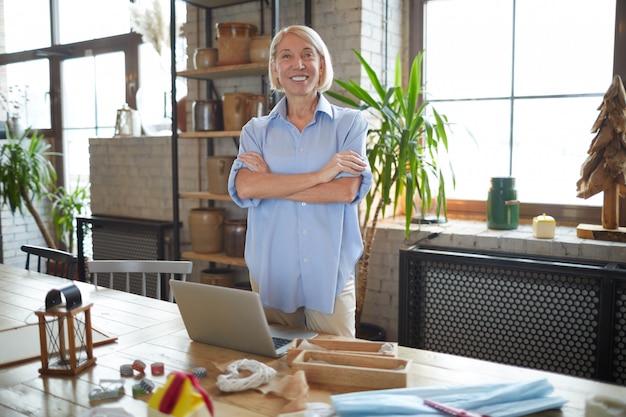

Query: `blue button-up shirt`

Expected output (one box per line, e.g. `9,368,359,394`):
228,94,372,314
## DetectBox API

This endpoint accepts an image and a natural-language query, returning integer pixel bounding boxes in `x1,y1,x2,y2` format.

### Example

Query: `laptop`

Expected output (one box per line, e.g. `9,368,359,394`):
169,280,318,357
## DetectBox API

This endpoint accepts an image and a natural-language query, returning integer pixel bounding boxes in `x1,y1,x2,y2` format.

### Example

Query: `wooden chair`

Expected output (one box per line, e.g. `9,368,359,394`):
87,260,193,302
21,244,78,280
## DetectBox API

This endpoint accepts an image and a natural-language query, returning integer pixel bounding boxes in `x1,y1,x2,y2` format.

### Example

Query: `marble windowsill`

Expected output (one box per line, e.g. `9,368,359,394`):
377,216,626,265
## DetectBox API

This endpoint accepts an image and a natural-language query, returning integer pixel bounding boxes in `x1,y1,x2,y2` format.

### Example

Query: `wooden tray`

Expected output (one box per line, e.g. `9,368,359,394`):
287,338,397,365
291,350,410,389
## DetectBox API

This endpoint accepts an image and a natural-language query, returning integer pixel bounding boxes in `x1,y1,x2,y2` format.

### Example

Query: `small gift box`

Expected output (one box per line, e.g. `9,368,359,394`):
148,371,213,417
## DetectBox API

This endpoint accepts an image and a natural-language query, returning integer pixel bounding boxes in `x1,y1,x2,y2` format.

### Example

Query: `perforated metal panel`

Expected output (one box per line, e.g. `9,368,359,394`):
92,226,161,297
612,280,626,384
77,216,175,299
399,247,626,384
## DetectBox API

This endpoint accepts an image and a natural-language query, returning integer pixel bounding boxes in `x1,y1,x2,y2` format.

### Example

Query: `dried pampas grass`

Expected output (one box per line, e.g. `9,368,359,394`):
129,0,169,57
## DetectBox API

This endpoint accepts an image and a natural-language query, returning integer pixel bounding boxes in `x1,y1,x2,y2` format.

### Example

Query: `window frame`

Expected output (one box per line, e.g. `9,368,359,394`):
0,31,141,188
410,0,626,226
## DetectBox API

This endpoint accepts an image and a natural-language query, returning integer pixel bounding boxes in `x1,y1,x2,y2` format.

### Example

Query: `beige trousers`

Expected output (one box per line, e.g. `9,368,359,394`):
250,275,356,338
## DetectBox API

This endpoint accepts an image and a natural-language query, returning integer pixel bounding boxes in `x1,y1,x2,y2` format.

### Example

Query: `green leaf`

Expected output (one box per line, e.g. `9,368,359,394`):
329,50,454,238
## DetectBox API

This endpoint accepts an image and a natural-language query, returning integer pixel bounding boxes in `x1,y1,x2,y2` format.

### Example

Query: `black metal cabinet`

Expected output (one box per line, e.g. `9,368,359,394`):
399,246,626,385
76,215,175,284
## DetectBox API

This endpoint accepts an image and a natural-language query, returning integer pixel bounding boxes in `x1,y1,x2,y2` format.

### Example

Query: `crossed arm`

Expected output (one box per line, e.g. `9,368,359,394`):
234,150,367,204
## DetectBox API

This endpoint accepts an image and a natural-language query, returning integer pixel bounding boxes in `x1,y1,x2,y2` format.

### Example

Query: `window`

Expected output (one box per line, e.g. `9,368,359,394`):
62,51,127,185
58,0,131,44
0,0,179,191
3,60,51,129
2,0,51,53
421,0,617,209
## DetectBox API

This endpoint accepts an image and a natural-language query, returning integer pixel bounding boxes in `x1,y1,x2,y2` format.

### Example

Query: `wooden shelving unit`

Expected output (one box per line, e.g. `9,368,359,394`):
177,62,267,80
178,130,242,139
172,0,309,269
181,250,247,267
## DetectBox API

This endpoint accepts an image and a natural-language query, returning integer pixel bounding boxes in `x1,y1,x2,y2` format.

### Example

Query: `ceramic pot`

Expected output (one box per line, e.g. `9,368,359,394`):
246,94,265,120
201,268,235,287
193,47,218,69
216,22,258,65
222,93,249,131
249,36,271,63
224,219,246,258
188,207,225,254
206,155,236,194
193,100,223,131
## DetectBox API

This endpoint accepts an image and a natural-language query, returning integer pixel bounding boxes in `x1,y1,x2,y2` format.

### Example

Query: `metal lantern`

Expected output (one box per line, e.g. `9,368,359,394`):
35,285,96,376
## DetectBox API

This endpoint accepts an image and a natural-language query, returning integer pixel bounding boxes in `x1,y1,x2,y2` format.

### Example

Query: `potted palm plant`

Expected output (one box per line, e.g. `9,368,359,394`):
47,180,90,253
0,125,89,252
327,50,454,332
0,126,58,248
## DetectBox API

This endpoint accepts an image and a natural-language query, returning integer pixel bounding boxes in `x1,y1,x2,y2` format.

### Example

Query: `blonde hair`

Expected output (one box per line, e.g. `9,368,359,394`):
268,25,334,93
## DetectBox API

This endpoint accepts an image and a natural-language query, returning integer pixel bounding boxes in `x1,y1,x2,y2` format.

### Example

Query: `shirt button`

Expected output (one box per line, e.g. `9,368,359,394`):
303,258,309,263
299,148,304,152
302,229,308,235
301,202,306,206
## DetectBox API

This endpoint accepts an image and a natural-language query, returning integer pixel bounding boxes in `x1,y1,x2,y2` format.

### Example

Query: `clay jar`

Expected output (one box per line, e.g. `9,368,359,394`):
249,36,271,63
224,219,247,258
216,22,258,65
193,100,223,131
201,268,235,287
206,155,236,194
222,93,249,131
193,47,218,69
223,93,265,131
188,207,225,253
246,94,265,120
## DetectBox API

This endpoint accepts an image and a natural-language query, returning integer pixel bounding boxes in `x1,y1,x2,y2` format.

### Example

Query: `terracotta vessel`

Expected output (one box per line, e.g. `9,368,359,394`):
188,207,224,253
193,100,223,131
222,93,249,131
201,268,235,287
216,22,258,65
224,219,246,258
249,36,271,63
193,47,218,69
206,156,236,194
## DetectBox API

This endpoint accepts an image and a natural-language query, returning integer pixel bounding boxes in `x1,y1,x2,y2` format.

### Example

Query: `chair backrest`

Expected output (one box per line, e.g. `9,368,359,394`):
21,244,78,280
87,260,193,302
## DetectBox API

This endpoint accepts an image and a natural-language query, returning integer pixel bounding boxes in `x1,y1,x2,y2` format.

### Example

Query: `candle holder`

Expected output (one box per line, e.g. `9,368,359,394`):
35,284,96,376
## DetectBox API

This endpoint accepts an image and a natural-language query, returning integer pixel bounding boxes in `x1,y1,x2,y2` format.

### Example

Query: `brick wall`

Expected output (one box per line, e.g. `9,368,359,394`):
1,199,48,268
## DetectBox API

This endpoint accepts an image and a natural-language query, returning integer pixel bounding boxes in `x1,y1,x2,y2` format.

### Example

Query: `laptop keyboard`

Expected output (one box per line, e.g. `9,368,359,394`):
272,336,292,349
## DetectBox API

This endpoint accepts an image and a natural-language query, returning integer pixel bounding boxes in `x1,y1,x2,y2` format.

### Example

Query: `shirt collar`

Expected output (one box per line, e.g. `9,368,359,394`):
269,93,333,122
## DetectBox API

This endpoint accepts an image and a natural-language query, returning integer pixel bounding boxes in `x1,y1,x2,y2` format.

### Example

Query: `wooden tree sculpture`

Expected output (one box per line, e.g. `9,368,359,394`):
576,74,626,241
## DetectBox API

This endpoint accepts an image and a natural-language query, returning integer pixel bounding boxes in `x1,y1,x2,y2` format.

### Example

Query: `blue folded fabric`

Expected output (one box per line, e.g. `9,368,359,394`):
330,378,567,417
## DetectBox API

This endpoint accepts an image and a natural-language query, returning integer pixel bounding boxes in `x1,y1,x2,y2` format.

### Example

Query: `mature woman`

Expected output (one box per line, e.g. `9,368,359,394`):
227,25,372,337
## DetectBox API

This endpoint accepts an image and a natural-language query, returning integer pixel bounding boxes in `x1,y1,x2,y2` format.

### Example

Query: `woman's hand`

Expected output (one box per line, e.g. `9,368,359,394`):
317,150,367,183
238,152,270,173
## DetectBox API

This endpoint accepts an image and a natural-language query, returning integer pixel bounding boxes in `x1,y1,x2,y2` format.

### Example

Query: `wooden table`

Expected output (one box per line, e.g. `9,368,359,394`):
0,263,624,417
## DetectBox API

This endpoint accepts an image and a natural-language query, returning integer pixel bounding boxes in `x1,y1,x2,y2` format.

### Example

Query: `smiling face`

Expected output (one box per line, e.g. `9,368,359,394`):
271,32,324,100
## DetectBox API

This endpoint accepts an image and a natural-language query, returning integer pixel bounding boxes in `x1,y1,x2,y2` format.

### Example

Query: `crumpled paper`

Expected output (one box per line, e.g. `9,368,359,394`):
331,378,566,417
